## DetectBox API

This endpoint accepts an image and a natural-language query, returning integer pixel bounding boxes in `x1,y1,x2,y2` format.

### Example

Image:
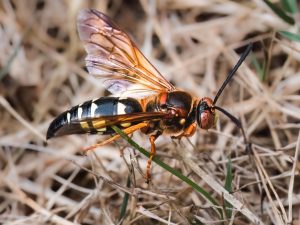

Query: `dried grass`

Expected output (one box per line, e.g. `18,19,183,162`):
0,0,300,224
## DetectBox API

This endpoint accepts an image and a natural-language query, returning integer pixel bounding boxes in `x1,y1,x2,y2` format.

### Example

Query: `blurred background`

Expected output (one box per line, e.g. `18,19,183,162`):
0,0,300,224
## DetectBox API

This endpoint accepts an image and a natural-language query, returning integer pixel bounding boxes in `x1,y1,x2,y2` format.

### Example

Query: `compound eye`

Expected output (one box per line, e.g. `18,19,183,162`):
197,97,216,130
200,109,215,129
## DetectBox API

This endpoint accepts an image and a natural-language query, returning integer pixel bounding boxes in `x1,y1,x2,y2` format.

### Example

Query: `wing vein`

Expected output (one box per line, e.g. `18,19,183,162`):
77,9,176,98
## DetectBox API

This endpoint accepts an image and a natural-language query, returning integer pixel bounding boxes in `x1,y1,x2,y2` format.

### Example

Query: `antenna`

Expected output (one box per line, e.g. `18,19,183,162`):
213,43,253,105
213,43,253,152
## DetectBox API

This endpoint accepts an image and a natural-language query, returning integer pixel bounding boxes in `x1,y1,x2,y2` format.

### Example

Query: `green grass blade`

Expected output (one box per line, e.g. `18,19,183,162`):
263,0,295,25
280,0,298,14
0,41,22,80
0,26,33,81
279,30,300,42
118,175,131,223
111,125,223,219
224,159,233,219
251,54,265,81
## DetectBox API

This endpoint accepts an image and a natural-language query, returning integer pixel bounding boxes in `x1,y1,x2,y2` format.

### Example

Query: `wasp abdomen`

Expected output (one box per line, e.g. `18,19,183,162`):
47,97,142,139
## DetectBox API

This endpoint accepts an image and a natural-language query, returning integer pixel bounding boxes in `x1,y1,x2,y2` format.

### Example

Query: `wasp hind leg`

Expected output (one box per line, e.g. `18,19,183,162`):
146,130,162,183
83,122,149,152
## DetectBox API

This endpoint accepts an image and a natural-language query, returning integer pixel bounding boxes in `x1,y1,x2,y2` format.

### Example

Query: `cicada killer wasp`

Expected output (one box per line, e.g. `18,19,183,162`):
47,9,252,182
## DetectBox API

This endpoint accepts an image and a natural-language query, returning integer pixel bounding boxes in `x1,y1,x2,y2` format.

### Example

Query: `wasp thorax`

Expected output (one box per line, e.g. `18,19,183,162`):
196,97,217,130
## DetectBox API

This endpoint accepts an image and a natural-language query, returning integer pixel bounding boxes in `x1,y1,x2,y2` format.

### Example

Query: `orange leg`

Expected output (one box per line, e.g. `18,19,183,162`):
83,122,149,152
146,131,162,183
172,122,197,139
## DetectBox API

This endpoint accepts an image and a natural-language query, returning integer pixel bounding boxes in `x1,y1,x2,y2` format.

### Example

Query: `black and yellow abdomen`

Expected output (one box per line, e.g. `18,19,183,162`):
47,97,142,139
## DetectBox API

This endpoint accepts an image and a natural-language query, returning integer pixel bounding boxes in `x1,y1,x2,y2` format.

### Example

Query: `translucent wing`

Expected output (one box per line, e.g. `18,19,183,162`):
77,9,176,97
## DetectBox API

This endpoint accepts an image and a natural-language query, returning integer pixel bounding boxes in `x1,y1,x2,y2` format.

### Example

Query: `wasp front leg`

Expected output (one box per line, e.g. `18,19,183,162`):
171,122,197,139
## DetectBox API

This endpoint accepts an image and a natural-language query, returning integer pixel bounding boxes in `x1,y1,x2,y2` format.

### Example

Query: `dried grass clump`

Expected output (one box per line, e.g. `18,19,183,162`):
0,1,300,224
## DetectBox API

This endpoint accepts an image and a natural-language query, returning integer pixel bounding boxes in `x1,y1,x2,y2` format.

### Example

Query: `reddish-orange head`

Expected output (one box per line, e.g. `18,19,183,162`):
196,44,253,130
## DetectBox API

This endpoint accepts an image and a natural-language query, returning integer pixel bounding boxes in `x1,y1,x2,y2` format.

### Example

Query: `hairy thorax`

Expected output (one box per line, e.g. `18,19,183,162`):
143,91,197,135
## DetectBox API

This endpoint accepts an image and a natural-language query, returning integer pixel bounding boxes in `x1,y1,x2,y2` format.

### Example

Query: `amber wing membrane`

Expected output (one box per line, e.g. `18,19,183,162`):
77,9,176,97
